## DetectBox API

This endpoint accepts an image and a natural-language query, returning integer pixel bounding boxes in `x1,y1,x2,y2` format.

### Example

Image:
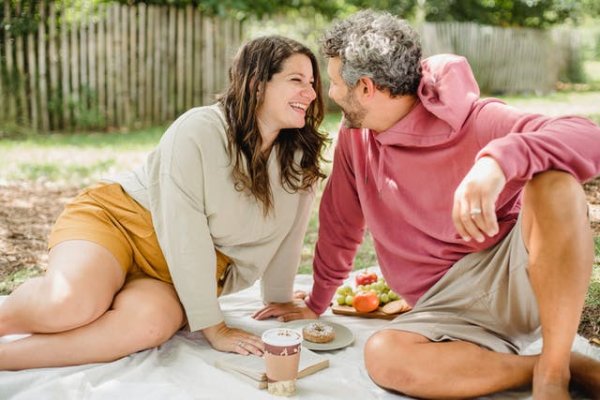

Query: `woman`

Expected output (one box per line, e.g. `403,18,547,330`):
0,35,328,369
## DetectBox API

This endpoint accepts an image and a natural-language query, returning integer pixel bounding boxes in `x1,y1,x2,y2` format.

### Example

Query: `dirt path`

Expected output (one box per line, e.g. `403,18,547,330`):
0,183,80,292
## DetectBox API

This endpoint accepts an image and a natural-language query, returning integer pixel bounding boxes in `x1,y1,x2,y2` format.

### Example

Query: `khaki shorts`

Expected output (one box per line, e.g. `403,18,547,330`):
48,183,230,294
386,216,540,354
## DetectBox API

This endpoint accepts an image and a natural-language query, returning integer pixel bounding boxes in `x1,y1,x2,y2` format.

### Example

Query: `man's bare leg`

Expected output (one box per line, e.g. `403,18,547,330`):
522,171,594,399
364,171,600,399
364,330,600,399
365,330,534,399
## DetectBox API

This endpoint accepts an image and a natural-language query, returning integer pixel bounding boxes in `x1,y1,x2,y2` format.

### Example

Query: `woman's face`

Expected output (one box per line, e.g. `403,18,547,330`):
256,53,317,133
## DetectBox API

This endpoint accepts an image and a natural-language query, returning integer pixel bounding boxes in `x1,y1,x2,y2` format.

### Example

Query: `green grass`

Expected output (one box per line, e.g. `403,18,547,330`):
0,266,44,295
0,126,164,184
15,159,117,182
0,126,165,151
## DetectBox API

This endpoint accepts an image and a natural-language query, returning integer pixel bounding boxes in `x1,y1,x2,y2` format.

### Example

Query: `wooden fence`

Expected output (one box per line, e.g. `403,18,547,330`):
420,22,577,94
0,6,586,132
0,1,243,132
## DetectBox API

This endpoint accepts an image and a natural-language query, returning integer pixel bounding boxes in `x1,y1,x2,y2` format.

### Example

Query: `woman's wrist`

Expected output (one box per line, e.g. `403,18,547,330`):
201,321,226,344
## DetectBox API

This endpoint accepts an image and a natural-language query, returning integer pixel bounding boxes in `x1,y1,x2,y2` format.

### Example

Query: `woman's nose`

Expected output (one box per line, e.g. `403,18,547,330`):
303,85,317,101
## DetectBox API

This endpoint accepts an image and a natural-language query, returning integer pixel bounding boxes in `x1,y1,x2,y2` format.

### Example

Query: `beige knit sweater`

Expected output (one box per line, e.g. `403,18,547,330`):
111,104,315,331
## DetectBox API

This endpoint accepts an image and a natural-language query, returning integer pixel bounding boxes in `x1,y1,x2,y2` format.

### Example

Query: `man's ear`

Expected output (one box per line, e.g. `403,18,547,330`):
357,77,377,100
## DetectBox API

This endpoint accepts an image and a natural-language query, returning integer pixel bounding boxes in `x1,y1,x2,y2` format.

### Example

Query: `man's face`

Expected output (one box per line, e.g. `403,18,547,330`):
327,58,367,129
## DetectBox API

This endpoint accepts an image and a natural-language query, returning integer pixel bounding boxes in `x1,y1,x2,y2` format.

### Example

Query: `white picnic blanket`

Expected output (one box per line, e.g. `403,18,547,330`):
1,269,598,400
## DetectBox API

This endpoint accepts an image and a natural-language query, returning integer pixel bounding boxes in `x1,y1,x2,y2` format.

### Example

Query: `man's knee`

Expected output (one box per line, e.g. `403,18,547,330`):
364,330,419,394
524,170,587,220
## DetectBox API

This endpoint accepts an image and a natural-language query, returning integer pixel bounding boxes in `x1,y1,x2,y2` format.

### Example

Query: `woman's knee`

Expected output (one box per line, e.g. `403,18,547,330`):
114,283,184,349
127,308,183,349
37,276,112,329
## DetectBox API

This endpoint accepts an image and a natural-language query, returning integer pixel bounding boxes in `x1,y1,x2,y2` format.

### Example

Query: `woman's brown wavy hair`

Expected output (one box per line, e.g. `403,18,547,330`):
218,35,328,214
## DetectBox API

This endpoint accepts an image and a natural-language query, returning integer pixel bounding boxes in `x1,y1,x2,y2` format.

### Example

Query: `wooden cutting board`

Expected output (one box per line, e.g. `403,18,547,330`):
331,304,409,320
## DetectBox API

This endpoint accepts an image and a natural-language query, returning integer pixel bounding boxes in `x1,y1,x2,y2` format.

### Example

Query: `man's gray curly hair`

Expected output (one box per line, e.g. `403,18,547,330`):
321,10,422,97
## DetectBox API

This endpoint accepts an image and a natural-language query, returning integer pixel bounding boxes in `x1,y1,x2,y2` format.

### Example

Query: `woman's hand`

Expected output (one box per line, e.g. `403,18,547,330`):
251,297,318,322
201,321,264,356
452,156,506,243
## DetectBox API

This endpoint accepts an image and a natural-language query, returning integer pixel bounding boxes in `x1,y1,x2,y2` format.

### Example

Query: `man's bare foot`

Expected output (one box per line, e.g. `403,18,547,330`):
533,381,571,400
533,359,571,400
570,352,600,400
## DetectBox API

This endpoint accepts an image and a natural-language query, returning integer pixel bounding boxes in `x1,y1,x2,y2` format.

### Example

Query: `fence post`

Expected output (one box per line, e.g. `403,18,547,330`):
38,0,50,131
0,3,245,132
3,0,16,124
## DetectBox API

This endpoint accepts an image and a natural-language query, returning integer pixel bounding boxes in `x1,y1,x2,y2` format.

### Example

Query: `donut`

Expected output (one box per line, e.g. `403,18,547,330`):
302,322,335,343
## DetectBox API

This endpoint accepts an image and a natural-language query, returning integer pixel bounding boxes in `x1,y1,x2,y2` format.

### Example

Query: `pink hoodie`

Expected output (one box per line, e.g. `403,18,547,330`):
305,54,600,315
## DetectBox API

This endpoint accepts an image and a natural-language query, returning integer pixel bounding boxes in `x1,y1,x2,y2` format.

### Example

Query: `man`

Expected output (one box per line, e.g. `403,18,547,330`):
253,10,600,399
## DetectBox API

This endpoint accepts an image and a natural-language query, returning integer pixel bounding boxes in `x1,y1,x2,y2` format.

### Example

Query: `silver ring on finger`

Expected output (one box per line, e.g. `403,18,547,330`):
237,340,244,348
469,208,482,217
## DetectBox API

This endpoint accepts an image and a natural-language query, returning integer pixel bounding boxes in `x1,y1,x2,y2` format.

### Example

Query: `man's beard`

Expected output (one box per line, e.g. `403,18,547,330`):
340,92,366,128
342,108,366,128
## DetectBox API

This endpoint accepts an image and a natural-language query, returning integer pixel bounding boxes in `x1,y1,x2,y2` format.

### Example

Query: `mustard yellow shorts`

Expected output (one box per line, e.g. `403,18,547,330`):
48,183,230,293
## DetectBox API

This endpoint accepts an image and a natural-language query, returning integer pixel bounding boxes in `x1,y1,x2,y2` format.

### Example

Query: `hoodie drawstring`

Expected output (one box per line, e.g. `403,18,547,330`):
364,133,386,196
376,146,386,196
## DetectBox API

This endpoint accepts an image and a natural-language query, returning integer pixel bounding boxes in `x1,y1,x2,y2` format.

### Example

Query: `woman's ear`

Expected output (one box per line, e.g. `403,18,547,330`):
255,81,263,102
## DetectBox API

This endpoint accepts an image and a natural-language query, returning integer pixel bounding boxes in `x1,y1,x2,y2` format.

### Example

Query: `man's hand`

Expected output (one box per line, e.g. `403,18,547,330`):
201,321,264,356
252,297,318,322
452,156,506,243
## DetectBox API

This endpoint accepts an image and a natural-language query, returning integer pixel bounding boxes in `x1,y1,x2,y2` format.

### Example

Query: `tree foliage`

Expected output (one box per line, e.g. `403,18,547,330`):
108,0,599,26
107,0,340,19
425,0,594,29
2,0,599,28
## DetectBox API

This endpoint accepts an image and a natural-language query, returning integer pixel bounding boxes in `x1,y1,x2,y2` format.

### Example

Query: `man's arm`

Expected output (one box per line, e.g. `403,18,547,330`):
475,102,600,184
305,130,367,315
454,102,600,242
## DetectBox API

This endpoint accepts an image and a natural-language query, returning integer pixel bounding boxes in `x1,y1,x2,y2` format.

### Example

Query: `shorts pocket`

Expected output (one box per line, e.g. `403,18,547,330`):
87,183,155,238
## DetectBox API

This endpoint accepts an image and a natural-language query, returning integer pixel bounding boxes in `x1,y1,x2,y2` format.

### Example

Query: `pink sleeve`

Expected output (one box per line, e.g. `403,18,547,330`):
305,131,366,315
474,101,600,183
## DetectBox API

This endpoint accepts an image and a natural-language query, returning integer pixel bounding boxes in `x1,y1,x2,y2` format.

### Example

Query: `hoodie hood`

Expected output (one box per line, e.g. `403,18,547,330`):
375,54,480,148
366,54,481,193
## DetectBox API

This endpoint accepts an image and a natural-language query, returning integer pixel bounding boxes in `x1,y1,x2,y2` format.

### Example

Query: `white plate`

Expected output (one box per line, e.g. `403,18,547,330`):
281,320,354,351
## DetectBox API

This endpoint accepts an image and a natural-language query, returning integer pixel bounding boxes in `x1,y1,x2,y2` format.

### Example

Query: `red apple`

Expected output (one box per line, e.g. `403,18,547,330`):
353,291,380,313
355,270,378,286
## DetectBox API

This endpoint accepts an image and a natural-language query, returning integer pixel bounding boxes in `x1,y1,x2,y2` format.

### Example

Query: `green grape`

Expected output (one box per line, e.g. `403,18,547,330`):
388,291,399,301
345,295,354,306
379,293,390,304
337,295,346,305
336,285,351,296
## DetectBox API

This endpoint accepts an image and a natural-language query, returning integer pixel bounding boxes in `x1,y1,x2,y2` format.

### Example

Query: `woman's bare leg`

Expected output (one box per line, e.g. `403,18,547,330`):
0,240,125,335
0,277,185,370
